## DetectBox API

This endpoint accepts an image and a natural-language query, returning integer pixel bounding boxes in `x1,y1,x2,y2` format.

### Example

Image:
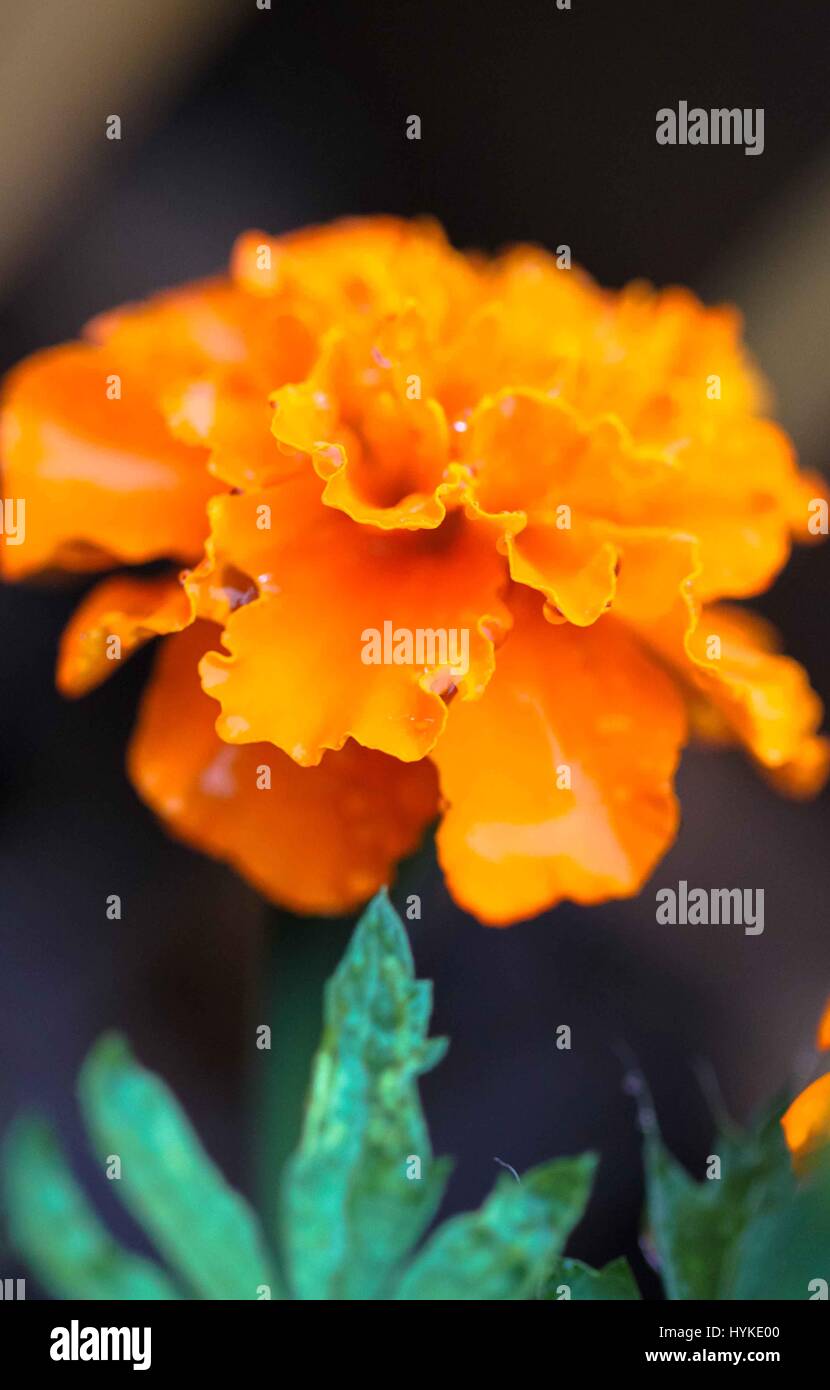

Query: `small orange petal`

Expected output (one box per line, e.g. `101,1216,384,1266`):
128,622,439,915
57,572,191,697
685,604,827,790
781,1073,830,1169
630,580,829,798
506,519,619,626
818,999,830,1052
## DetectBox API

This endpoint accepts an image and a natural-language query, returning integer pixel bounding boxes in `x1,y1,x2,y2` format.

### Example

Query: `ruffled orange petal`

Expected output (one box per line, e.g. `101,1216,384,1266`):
673,604,827,794
236,364,452,527
56,573,191,697
505,518,619,626
435,247,605,420
615,541,829,799
0,344,215,579
462,389,666,523
641,420,808,601
269,327,457,531
196,476,511,765
432,587,686,924
567,283,766,437
129,622,439,914
88,278,316,403
665,508,791,603
608,525,700,632
309,414,454,531
89,279,317,493
231,218,481,338
817,999,830,1052
457,391,680,624
165,380,304,492
781,1073,830,1170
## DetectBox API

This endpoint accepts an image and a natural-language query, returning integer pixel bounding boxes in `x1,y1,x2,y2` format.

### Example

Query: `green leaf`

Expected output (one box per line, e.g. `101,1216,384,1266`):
393,1155,597,1300
727,1153,830,1299
543,1255,641,1300
645,1094,797,1299
2,1116,180,1300
79,1034,281,1300
280,889,451,1299
645,1132,718,1300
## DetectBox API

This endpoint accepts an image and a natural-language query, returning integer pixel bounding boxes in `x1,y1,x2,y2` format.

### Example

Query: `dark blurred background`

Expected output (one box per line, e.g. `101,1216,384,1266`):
2,0,830,1295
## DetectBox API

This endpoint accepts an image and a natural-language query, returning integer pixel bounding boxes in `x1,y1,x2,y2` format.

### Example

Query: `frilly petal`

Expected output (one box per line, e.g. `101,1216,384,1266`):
165,381,305,492
128,623,439,915
639,420,813,601
682,604,827,794
195,475,512,765
230,218,481,335
628,578,829,797
461,388,667,523
88,278,317,493
87,277,316,402
269,326,458,531
505,518,619,626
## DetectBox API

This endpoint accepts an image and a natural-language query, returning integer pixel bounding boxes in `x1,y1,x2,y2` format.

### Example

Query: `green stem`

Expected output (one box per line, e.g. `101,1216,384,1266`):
255,909,354,1248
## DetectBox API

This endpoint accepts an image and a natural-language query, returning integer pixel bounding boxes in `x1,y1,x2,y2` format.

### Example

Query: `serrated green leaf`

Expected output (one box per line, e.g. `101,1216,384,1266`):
393,1155,597,1301
281,889,451,1299
2,1116,180,1300
645,1096,797,1299
78,1034,281,1300
543,1255,641,1300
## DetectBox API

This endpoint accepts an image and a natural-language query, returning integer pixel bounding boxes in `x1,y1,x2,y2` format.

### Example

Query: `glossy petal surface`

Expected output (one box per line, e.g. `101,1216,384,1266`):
432,589,686,924
1,345,215,577
196,477,511,765
128,624,439,914
57,572,191,697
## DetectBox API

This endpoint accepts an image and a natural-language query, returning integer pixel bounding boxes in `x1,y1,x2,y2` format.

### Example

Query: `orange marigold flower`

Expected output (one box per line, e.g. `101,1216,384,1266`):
2,216,827,922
